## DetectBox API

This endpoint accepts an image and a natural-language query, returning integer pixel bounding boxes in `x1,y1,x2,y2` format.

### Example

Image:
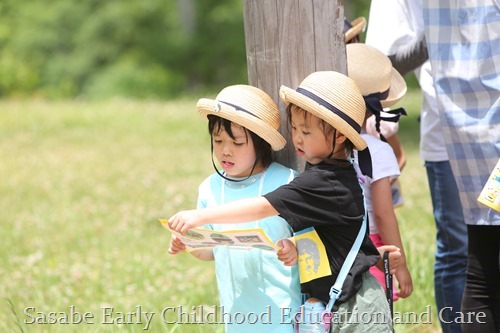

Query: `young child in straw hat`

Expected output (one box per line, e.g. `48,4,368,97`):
344,15,408,210
168,71,394,333
346,43,413,301
168,84,301,333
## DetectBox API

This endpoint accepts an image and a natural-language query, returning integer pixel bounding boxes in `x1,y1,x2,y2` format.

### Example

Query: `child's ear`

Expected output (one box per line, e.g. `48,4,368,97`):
335,131,347,143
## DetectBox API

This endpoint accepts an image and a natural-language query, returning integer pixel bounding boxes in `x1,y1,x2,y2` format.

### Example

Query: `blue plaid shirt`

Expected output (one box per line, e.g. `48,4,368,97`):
423,0,500,225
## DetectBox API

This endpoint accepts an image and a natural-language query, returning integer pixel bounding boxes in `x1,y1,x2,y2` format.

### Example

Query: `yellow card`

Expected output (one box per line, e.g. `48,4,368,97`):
295,227,332,283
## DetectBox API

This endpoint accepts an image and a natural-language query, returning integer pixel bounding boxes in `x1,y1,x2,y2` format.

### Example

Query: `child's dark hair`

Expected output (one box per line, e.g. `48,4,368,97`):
285,104,355,158
207,115,273,167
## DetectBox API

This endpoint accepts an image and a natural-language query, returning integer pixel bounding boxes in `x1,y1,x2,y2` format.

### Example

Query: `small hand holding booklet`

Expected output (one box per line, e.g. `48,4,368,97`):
159,219,280,253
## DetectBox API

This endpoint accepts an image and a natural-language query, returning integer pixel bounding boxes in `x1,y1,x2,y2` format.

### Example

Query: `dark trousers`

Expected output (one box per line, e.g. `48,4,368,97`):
461,225,500,333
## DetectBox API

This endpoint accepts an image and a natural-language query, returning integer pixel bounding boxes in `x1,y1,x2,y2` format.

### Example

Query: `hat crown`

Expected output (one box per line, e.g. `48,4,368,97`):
215,85,281,131
296,71,366,128
196,84,286,150
346,44,392,96
278,71,368,150
346,43,407,108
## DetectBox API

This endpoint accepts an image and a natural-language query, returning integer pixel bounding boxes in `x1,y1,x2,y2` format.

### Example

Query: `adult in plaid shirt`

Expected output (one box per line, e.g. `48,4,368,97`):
423,1,500,332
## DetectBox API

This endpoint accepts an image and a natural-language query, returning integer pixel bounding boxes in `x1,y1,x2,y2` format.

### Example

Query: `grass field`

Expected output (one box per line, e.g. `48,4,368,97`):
0,91,442,332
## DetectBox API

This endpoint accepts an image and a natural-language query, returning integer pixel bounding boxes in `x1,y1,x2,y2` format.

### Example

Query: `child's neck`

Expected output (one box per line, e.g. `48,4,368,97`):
328,149,349,161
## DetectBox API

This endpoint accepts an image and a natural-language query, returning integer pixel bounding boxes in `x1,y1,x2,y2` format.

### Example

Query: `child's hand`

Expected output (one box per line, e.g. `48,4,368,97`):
395,265,413,298
276,238,297,266
168,234,186,255
376,245,401,274
168,210,203,234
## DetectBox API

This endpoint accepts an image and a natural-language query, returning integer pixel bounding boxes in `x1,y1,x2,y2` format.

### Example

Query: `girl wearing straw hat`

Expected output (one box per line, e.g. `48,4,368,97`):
343,16,409,210
346,43,413,302
168,84,301,333
169,71,393,332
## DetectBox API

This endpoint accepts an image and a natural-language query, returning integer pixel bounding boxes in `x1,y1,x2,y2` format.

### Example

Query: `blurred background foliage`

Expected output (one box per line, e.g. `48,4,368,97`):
0,0,379,100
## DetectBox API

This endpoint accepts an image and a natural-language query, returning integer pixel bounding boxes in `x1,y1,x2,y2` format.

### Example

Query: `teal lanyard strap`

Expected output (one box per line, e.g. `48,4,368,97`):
324,169,367,313
324,212,366,312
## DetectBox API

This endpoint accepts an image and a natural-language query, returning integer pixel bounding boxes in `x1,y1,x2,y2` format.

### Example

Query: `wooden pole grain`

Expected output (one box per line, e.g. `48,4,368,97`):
243,0,347,171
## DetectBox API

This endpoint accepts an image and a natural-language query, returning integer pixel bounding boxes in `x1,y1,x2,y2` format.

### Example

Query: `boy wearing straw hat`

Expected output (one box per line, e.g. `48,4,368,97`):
168,84,301,333
168,71,393,332
346,43,413,301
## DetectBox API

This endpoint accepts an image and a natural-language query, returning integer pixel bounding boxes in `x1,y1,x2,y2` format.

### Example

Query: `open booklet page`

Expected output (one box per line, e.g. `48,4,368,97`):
159,219,280,253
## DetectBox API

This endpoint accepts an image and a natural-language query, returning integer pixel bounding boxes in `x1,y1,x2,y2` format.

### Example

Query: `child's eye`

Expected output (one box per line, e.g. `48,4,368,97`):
233,142,244,146
302,131,310,135
213,139,222,144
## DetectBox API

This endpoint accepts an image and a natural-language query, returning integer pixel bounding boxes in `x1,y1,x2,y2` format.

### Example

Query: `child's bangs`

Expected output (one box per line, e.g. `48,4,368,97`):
208,115,248,141
286,104,310,126
287,104,334,136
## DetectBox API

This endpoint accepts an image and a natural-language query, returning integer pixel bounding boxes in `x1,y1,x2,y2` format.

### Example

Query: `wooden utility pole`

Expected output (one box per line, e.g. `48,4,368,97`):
243,0,347,171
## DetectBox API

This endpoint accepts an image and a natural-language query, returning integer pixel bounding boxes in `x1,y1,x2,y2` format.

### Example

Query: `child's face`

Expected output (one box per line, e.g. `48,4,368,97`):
212,124,263,178
290,107,335,165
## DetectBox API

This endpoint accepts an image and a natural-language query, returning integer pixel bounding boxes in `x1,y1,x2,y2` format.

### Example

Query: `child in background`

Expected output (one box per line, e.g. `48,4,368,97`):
168,84,301,333
344,17,407,208
169,71,393,333
346,43,413,300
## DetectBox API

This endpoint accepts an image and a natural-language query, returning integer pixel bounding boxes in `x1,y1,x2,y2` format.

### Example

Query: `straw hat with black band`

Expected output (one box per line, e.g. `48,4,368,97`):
346,43,408,142
346,43,407,109
197,84,286,151
344,17,367,43
280,71,373,177
279,71,368,151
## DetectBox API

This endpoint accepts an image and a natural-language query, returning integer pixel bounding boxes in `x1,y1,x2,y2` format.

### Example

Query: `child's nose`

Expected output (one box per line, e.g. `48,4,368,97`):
222,143,232,155
293,132,302,144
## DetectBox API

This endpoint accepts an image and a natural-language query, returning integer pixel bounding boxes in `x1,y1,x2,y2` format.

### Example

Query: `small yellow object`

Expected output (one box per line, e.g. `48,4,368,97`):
477,159,500,212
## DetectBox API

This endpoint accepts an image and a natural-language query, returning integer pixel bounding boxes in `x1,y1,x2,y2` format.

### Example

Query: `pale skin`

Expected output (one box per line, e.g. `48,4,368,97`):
168,123,265,261
169,107,404,273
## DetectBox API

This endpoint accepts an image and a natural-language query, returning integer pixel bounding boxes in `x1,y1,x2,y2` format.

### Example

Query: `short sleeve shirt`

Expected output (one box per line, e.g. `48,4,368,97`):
357,134,400,234
197,162,301,333
264,162,380,304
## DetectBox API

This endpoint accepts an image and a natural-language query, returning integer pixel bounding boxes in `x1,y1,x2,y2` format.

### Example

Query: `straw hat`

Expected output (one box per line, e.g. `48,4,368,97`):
197,85,286,151
344,17,366,43
346,43,407,108
279,71,367,151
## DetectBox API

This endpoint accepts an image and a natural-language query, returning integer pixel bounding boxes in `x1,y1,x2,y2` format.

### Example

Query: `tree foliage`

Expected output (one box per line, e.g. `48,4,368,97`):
0,0,246,99
0,0,368,99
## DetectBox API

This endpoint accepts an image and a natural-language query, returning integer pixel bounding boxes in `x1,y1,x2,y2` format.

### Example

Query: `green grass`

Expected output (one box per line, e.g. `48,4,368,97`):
0,92,441,332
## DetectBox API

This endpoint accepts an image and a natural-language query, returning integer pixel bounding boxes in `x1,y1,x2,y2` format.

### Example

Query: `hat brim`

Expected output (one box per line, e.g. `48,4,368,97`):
381,67,407,108
345,17,366,43
197,99,286,151
280,86,367,151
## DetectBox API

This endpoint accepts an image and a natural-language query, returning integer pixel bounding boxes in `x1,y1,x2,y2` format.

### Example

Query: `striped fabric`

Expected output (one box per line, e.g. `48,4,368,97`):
423,0,500,225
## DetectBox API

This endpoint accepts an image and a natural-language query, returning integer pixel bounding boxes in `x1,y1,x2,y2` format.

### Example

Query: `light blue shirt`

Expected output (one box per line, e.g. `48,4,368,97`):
197,162,301,332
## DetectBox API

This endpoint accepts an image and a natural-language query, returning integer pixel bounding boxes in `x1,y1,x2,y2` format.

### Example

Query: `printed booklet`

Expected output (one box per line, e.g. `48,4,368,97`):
159,219,279,253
